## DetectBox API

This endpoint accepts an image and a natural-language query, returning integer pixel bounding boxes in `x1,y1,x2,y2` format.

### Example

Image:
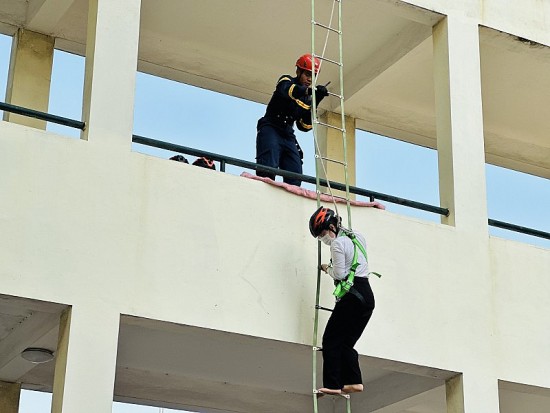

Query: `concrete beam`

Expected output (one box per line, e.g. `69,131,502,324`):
366,356,459,381
27,0,76,33
484,132,550,179
344,23,432,102
370,386,445,413
0,295,65,315
114,366,313,413
370,0,444,26
359,372,443,412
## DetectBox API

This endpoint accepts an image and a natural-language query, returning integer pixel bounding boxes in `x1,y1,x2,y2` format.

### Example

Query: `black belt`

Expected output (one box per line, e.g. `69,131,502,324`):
266,113,294,126
335,278,368,308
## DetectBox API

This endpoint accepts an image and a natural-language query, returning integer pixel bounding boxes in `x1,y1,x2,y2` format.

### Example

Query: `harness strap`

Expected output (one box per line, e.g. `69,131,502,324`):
348,287,367,307
333,232,368,300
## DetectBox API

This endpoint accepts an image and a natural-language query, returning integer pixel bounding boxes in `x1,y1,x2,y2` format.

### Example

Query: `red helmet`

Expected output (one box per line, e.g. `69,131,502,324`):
296,54,320,74
309,207,339,237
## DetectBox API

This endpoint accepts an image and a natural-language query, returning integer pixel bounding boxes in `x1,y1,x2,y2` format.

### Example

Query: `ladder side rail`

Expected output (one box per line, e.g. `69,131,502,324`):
310,3,322,412
337,0,353,230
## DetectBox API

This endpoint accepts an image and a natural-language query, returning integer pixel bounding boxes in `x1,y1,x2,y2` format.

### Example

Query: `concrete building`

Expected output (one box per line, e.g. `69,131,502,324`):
1,0,549,412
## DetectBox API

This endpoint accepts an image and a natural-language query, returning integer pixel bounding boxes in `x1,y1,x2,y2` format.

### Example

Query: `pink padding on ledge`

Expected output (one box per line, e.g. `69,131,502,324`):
241,172,385,210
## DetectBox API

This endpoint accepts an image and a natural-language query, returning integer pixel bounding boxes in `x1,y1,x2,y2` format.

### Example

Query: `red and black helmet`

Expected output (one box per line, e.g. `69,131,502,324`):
309,206,339,238
296,53,321,74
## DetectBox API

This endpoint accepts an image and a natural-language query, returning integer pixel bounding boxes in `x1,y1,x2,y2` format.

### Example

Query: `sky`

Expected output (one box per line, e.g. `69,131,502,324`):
0,30,549,412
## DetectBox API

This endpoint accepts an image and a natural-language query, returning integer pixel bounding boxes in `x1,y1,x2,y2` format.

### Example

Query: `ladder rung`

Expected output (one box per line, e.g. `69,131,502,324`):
312,21,341,34
315,190,350,201
315,191,352,204
312,54,343,67
315,120,345,132
328,193,351,202
313,346,323,351
327,91,343,99
317,155,346,166
315,304,334,312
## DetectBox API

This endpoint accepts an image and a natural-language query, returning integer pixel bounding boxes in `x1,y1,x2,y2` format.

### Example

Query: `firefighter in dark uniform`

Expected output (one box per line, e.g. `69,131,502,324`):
255,54,329,186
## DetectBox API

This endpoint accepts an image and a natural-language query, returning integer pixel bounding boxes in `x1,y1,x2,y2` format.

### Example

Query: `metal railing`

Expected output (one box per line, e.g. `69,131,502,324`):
132,134,449,216
0,101,85,130
489,219,550,241
132,135,550,242
1,102,547,242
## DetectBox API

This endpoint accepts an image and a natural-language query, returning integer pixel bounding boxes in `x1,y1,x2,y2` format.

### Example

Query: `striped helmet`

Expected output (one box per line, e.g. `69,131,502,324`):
309,207,338,237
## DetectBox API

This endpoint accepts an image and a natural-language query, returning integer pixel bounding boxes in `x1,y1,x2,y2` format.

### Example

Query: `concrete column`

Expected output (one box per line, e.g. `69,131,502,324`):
0,381,21,413
3,28,54,129
446,375,464,413
432,16,488,231
316,111,356,201
51,306,120,413
446,372,500,413
82,0,141,147
434,19,498,413
465,375,500,413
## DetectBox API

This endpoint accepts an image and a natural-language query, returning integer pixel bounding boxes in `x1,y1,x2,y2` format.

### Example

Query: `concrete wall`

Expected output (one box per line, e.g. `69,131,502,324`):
492,239,550,385
1,120,549,410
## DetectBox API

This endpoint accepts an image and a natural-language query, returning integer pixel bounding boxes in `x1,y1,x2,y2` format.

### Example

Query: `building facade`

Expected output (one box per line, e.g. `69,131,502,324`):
0,0,549,412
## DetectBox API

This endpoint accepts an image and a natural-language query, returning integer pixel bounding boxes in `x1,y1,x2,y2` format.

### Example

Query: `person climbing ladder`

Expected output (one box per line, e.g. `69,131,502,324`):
309,206,375,396
255,53,329,187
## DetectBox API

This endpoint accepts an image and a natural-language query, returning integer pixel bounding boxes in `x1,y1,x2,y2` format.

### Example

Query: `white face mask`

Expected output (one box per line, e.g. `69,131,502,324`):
320,233,333,246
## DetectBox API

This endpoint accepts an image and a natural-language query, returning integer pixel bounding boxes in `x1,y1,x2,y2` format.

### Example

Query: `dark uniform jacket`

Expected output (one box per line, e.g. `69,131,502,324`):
261,75,314,133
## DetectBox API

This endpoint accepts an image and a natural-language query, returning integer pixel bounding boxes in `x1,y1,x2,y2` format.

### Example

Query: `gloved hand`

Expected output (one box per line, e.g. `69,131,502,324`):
316,85,329,99
315,85,329,104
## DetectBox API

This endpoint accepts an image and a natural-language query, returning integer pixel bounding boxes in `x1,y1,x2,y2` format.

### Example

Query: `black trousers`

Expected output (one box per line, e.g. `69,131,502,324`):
255,120,303,186
322,277,375,389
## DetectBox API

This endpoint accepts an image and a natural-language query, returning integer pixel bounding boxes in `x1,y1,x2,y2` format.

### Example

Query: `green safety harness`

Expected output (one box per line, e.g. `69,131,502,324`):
333,232,382,301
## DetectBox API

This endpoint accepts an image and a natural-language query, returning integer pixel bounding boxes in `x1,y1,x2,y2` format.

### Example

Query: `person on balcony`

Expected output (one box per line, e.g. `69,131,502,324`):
309,206,375,396
193,156,216,170
255,54,328,186
169,154,189,164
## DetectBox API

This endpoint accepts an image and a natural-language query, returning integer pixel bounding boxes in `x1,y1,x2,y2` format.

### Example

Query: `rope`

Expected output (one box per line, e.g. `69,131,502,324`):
311,0,340,217
317,0,337,74
310,0,353,229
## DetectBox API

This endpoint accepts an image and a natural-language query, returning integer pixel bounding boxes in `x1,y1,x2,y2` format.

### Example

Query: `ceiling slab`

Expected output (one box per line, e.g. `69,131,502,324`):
26,0,76,34
112,315,456,413
344,23,432,102
0,295,65,384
